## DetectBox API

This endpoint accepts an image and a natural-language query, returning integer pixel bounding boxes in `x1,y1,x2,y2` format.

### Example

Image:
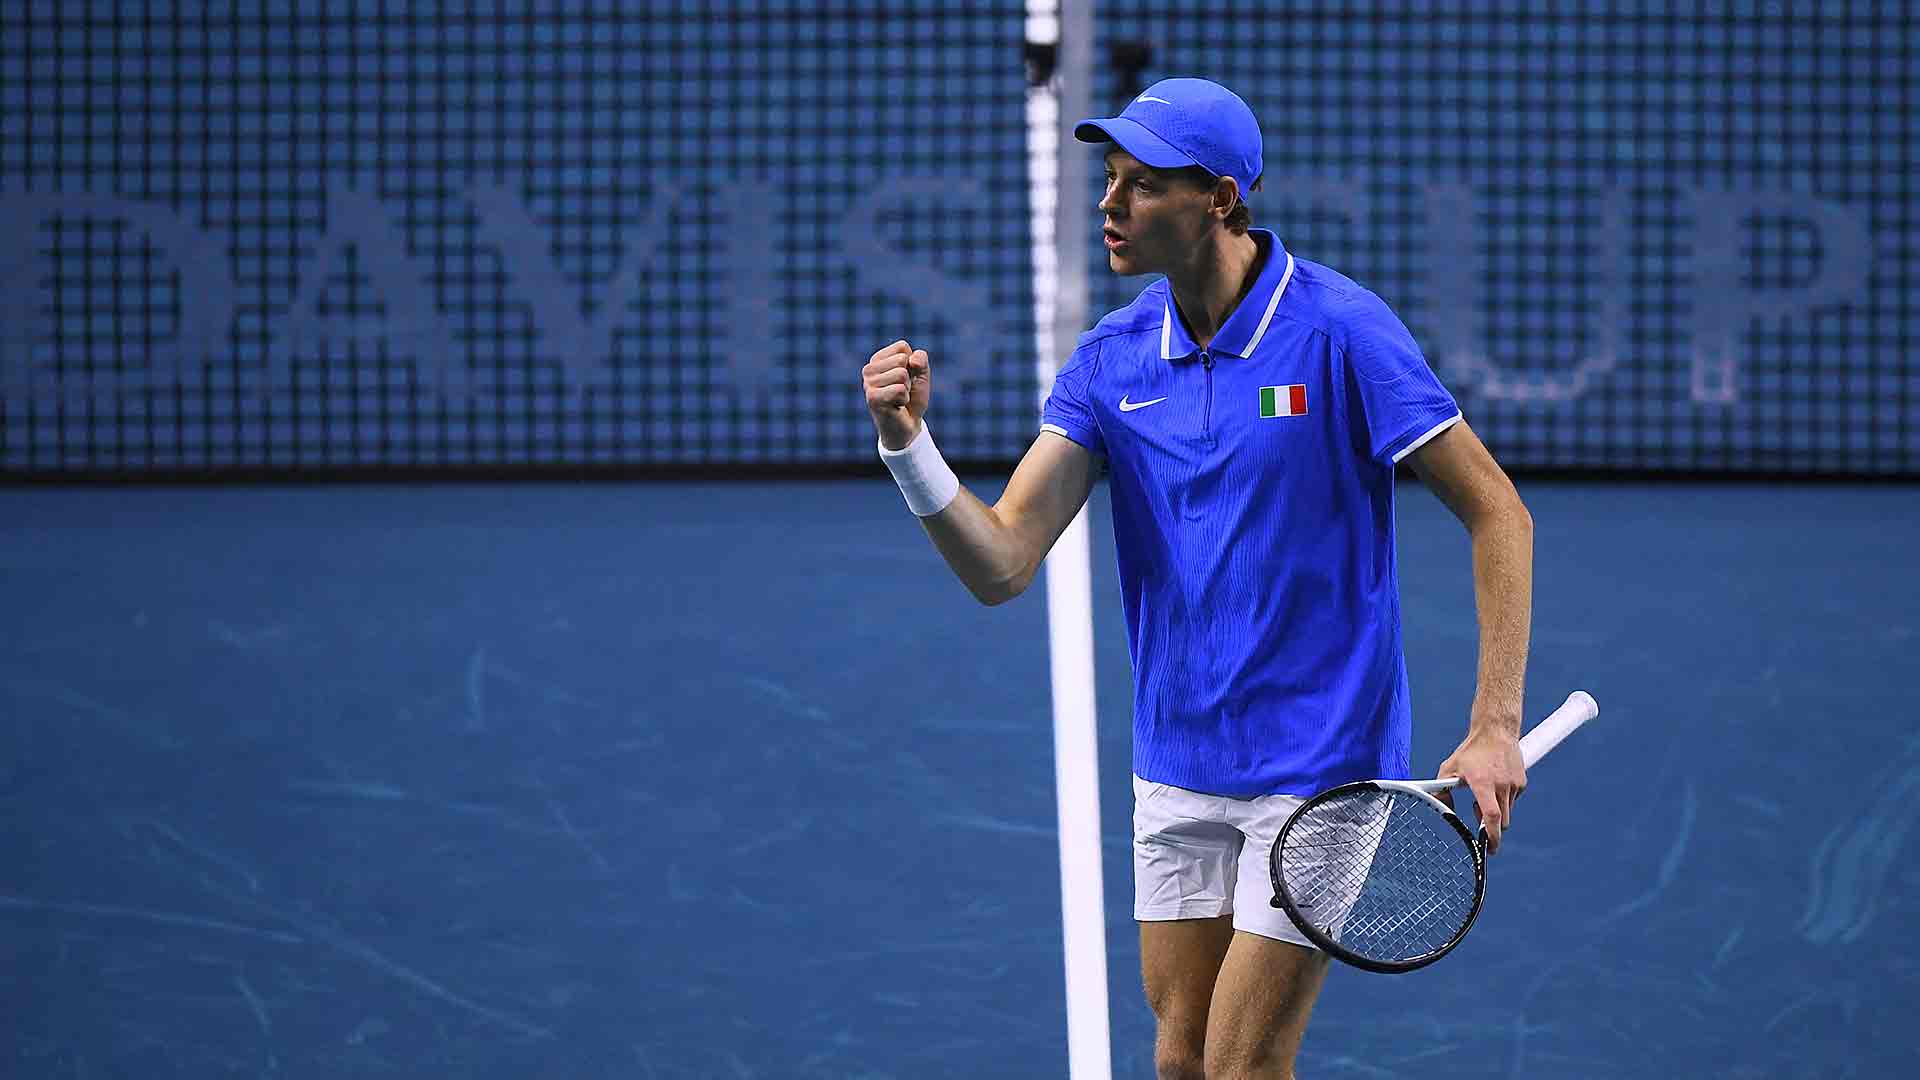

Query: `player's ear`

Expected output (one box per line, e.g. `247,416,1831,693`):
1213,177,1242,222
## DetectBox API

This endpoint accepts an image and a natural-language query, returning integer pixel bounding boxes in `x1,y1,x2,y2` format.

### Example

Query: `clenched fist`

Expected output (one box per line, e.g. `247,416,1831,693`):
862,340,931,451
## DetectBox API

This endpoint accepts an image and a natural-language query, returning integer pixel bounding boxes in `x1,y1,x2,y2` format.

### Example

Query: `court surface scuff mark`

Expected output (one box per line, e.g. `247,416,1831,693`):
1799,736,1920,945
1590,779,1697,928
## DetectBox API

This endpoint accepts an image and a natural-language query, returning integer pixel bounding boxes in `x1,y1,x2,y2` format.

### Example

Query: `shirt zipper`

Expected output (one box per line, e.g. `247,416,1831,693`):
1201,350,1215,448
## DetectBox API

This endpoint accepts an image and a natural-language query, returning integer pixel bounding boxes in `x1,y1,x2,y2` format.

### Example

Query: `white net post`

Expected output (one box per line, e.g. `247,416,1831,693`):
1026,2,1109,1078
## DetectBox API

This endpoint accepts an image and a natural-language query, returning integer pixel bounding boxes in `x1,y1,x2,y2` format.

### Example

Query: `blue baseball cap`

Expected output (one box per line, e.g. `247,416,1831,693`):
1075,78,1263,199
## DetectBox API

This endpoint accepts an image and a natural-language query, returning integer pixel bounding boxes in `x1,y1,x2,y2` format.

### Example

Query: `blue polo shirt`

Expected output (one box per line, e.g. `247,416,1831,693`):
1041,230,1461,796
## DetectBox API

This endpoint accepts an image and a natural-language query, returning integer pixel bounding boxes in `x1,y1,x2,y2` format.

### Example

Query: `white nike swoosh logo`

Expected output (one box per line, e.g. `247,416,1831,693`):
1135,95,1173,105
1118,395,1168,413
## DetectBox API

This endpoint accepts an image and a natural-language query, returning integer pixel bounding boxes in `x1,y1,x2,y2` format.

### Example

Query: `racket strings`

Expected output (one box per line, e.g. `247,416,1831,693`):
1278,789,1480,964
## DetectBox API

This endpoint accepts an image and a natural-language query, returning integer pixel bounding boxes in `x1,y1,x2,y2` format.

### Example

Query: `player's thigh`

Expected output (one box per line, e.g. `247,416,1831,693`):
1138,915,1235,1036
1203,931,1330,1074
1131,776,1242,1041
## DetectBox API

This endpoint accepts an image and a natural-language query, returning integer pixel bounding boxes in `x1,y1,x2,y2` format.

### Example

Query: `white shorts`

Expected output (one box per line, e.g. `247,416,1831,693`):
1131,774,1316,949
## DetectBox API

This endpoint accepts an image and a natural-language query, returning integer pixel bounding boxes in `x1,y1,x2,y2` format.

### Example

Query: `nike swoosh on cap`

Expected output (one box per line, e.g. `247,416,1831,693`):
1118,395,1168,412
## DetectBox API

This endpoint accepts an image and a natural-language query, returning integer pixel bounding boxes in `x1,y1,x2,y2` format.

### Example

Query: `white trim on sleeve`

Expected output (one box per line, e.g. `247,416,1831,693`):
1390,413,1463,464
1040,423,1072,439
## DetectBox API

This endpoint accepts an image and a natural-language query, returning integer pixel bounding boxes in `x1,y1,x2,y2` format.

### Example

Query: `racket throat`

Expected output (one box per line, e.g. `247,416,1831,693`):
1371,778,1460,816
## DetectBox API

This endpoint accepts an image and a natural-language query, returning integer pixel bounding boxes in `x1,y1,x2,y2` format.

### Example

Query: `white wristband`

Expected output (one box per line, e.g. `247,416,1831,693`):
878,423,960,517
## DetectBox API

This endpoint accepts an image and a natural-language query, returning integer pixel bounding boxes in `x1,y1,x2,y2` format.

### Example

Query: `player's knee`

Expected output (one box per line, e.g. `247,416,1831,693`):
1147,999,1209,1077
1150,1011,1207,1080
1153,1041,1205,1080
1142,940,1225,1079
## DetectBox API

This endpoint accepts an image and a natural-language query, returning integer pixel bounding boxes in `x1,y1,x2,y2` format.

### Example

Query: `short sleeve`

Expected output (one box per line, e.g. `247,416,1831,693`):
1343,301,1460,466
1039,339,1107,457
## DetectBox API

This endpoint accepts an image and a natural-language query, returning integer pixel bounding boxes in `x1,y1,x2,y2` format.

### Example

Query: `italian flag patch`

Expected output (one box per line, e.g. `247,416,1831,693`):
1259,384,1308,418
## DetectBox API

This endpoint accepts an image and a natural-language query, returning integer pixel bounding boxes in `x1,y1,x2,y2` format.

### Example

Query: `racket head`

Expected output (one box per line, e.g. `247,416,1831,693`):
1267,780,1487,974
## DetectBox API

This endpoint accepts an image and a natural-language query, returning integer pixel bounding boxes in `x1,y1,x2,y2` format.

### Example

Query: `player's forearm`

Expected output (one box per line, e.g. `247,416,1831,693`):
918,487,1042,605
1466,504,1534,737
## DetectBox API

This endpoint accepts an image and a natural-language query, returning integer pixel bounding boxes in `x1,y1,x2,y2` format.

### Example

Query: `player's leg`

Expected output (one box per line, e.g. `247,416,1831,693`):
1132,777,1240,1079
1199,787,1332,1078
1139,916,1234,1080
1201,932,1329,1079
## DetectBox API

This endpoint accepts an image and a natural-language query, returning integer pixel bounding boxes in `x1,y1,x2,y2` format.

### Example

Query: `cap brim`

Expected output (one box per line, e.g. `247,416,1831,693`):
1073,117,1204,172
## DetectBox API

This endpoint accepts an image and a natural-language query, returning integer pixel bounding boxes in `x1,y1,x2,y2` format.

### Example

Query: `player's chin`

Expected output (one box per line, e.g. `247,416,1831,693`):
1106,250,1152,276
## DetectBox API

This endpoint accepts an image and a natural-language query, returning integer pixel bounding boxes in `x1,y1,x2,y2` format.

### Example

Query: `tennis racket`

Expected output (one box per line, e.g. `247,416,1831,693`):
1266,690,1599,974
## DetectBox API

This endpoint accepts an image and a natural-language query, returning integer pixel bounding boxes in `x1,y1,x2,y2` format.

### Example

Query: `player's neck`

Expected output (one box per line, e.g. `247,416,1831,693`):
1164,230,1263,350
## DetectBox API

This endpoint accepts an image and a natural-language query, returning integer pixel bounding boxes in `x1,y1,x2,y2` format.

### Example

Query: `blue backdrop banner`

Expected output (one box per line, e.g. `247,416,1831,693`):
3,3,1913,474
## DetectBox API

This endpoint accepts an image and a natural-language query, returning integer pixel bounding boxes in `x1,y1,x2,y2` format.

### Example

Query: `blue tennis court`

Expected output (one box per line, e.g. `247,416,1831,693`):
3,478,1911,1077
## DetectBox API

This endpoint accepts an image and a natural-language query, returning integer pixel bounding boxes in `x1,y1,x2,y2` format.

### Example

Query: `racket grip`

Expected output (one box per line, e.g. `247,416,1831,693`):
1518,691,1598,769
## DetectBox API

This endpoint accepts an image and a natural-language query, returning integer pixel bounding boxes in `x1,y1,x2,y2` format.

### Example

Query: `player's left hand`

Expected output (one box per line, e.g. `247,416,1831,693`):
1436,720,1527,855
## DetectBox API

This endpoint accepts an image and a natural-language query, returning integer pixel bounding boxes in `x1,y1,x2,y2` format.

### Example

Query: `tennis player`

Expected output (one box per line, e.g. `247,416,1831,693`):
861,78,1533,1080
